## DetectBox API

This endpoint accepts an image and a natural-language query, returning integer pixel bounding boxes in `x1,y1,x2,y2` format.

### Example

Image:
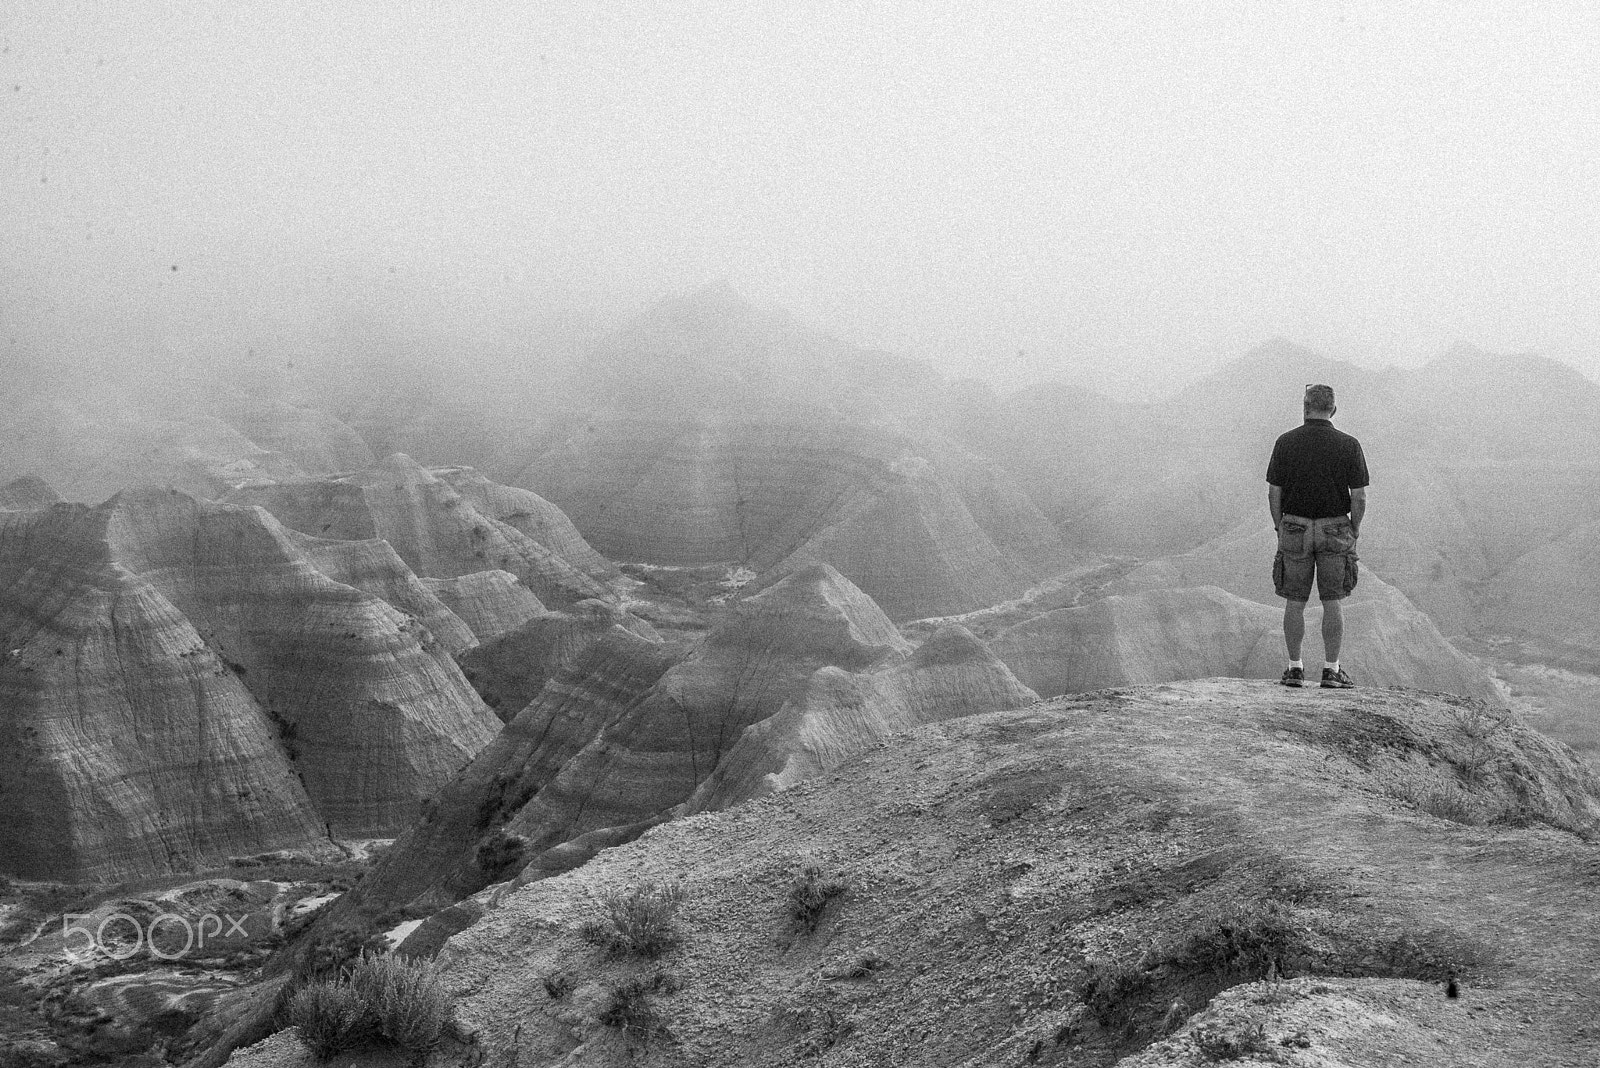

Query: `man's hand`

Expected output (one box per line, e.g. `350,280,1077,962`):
1350,486,1367,537
1268,484,1283,531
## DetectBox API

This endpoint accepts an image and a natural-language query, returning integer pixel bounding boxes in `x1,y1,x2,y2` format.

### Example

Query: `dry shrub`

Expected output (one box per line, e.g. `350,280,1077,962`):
788,864,846,934
580,881,686,959
286,952,450,1062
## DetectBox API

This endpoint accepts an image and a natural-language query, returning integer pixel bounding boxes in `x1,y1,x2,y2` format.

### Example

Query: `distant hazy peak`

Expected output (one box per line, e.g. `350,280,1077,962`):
0,474,62,510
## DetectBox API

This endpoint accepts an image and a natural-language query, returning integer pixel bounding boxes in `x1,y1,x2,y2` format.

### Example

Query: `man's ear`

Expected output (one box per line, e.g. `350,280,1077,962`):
1330,404,1337,417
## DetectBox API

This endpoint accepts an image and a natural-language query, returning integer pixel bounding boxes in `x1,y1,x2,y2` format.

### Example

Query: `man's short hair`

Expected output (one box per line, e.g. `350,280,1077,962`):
1304,384,1336,413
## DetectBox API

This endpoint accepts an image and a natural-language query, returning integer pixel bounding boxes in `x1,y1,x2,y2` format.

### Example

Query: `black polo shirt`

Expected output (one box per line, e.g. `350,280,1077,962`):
1266,419,1370,519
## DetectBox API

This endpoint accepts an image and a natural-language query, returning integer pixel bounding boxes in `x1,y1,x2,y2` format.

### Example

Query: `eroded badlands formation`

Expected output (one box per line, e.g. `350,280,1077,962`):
11,292,1600,1068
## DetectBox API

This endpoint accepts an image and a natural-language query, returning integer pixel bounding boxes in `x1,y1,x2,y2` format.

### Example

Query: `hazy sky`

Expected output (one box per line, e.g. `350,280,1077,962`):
4,1,1598,398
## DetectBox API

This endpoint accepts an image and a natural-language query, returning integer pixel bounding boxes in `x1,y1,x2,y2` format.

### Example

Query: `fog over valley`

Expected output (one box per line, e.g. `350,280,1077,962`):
5,1,1600,402
5,5,1600,1068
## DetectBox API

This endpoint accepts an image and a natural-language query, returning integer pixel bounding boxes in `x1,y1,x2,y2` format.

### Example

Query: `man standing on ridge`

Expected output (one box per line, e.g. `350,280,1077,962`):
1267,383,1369,688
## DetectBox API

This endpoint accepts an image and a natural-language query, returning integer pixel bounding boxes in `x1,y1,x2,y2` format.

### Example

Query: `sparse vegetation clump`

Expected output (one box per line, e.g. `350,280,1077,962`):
1388,779,1484,825
580,881,686,959
1444,700,1513,779
597,970,677,1047
787,864,846,934
474,829,527,882
285,952,451,1062
541,969,574,1000
1192,1017,1271,1061
297,922,391,982
1077,896,1494,1041
286,981,370,1060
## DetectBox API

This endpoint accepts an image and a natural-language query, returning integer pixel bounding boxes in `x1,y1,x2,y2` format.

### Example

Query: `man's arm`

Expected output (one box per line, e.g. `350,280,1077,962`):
1268,484,1283,531
1349,486,1366,536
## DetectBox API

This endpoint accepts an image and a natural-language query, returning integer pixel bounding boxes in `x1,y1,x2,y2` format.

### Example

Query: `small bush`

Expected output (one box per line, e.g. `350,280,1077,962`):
287,953,451,1063
542,970,574,1000
1389,780,1483,825
352,953,451,1059
580,882,686,959
474,830,527,882
794,1005,854,1056
1445,702,1512,778
287,982,372,1060
788,865,846,934
597,973,674,1046
298,924,390,982
1193,1018,1271,1061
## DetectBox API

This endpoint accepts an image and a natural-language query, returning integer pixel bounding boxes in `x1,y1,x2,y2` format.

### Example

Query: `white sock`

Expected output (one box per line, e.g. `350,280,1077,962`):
1288,660,1304,670
1324,660,1340,672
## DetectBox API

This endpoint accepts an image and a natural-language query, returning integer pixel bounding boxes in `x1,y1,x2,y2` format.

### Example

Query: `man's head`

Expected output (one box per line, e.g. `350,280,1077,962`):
1304,383,1336,418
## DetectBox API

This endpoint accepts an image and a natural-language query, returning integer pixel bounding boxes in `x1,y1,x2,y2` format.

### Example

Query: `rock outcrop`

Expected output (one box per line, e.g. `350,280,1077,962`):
316,565,914,925
456,601,662,722
681,624,1039,811
224,455,616,608
292,533,476,656
0,505,330,881
521,416,1060,620
420,571,545,646
340,623,685,912
91,489,502,839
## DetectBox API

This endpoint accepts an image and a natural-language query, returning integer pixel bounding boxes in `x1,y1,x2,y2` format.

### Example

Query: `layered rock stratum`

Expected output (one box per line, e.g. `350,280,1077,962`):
102,488,502,838
314,567,1036,944
0,487,506,877
520,416,1061,620
224,455,617,609
0,504,331,881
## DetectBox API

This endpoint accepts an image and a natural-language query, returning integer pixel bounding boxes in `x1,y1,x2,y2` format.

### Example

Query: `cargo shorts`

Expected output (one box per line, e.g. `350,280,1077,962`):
1273,514,1359,602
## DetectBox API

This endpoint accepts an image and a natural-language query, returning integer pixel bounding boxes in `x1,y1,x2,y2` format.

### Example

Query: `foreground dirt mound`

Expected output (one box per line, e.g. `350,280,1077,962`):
350,679,1600,1068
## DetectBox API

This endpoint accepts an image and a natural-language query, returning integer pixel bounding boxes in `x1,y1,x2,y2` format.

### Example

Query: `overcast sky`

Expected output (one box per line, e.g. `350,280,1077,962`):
4,1,1598,398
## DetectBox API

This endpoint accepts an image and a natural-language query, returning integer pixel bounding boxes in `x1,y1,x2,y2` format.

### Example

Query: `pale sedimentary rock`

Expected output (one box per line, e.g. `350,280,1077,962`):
332,565,915,917
101,488,502,836
521,415,1060,620
456,600,661,722
347,624,683,910
682,624,1039,812
434,466,616,581
421,571,545,647
0,505,329,881
225,454,615,608
293,533,477,656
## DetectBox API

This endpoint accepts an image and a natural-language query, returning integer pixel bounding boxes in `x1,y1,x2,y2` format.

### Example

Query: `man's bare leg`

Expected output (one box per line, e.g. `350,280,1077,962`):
1283,599,1307,661
1321,598,1343,663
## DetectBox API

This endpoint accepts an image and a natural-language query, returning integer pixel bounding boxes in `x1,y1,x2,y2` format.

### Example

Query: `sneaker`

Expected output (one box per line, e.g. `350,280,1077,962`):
1280,666,1305,687
1321,667,1355,689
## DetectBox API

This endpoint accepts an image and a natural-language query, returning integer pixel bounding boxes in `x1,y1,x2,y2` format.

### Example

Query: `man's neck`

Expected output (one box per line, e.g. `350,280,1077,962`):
1303,414,1333,424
